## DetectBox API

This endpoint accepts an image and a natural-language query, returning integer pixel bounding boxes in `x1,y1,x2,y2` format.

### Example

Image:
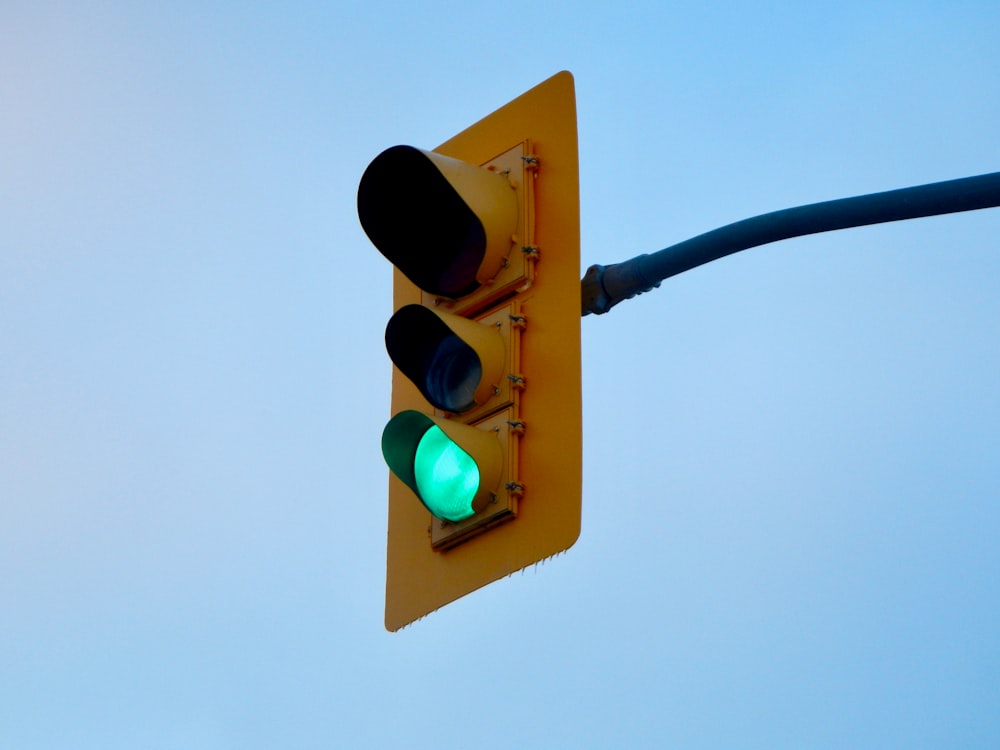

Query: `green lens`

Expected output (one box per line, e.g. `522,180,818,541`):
413,425,480,521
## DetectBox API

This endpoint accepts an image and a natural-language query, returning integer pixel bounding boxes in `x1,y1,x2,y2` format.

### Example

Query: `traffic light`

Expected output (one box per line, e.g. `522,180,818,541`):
358,71,581,631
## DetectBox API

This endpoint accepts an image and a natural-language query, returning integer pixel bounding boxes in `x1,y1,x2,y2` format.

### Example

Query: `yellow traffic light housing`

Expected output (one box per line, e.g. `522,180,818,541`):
359,71,581,631
358,145,519,300
384,304,507,414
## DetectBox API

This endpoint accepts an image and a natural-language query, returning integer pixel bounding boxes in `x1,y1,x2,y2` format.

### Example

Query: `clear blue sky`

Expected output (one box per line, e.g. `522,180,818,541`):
3,2,999,748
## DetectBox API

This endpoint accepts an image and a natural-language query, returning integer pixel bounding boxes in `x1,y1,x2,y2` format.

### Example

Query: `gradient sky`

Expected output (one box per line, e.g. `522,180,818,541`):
2,2,999,748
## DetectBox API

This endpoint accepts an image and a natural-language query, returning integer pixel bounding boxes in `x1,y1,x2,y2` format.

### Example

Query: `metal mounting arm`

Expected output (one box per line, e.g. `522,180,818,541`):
582,171,1000,316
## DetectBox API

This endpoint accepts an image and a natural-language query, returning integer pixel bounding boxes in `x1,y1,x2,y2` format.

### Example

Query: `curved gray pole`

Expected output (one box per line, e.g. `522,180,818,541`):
582,171,1000,316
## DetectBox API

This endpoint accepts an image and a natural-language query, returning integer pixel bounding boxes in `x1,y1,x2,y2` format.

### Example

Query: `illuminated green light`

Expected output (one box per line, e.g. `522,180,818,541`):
414,426,479,522
382,411,485,523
